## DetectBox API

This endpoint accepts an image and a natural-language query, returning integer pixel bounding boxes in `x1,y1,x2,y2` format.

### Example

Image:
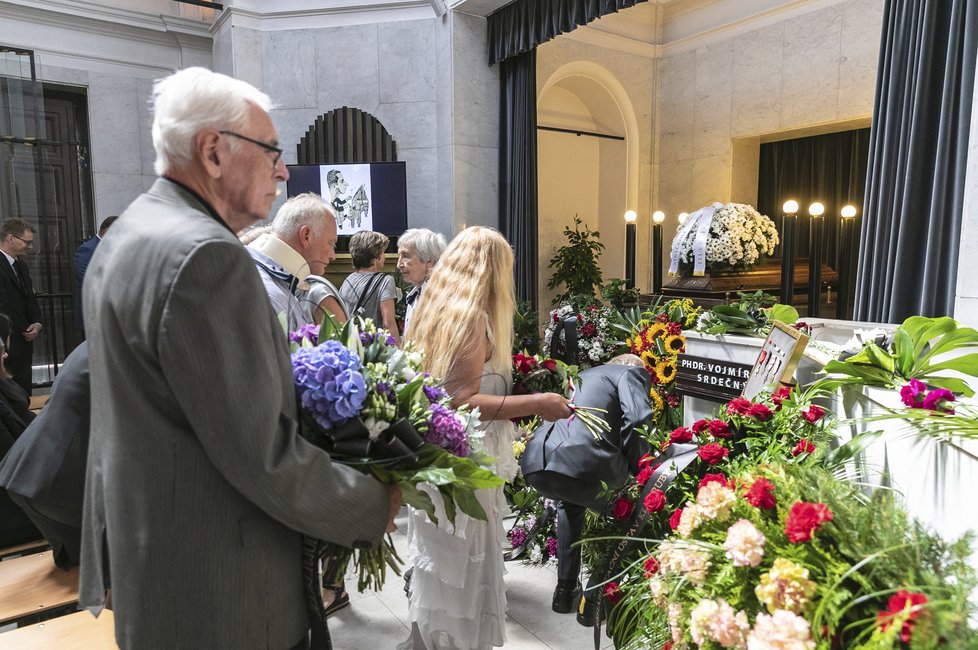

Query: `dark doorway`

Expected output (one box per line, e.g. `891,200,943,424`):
1,54,93,388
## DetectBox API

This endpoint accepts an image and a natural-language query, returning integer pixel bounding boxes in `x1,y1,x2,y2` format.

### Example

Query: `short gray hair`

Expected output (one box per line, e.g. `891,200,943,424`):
398,228,447,264
151,67,273,175
272,193,333,239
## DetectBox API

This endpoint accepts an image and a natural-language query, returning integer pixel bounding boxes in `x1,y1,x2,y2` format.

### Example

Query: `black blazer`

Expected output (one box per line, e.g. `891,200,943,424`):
520,364,653,510
0,343,89,523
0,378,40,546
0,256,42,335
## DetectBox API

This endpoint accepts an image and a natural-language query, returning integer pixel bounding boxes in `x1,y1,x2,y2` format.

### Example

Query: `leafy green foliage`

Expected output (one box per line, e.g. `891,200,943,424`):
513,299,541,355
547,216,605,304
816,316,978,397
697,290,799,336
601,278,641,311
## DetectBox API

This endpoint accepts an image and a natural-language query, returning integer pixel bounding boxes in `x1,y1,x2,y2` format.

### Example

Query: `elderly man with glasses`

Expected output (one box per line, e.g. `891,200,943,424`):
78,67,399,650
0,218,42,395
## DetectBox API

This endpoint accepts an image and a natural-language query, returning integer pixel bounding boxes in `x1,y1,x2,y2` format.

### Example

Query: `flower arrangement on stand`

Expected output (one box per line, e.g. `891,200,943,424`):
543,298,625,368
670,203,779,276
289,318,504,593
623,298,702,430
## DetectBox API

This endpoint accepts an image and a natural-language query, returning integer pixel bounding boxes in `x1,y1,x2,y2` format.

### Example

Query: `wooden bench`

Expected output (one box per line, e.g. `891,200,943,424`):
0,551,79,626
0,610,117,649
0,540,49,561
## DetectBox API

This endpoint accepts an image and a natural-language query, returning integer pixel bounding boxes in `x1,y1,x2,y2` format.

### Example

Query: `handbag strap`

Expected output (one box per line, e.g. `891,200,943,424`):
351,272,384,317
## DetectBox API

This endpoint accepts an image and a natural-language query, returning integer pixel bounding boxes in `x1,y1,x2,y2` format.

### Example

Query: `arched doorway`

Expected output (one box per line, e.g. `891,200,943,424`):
537,63,639,309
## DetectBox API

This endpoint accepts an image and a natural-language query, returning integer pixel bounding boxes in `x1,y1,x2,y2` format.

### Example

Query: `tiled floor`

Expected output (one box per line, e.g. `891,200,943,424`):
327,508,614,650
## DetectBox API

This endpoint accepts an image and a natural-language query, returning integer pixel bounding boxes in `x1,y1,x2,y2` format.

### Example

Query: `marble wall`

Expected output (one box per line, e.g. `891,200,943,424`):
655,0,884,262
241,10,497,240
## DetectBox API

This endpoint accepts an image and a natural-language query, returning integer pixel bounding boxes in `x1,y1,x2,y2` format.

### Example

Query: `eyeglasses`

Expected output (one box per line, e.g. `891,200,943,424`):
10,234,33,248
219,130,283,167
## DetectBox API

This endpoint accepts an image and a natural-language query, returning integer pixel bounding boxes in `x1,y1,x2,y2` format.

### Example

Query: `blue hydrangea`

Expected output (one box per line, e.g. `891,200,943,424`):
292,340,367,430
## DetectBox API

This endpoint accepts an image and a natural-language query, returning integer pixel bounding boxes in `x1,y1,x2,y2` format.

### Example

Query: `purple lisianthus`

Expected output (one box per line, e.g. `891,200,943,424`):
293,340,367,430
422,384,449,404
425,403,469,457
289,323,320,346
900,378,927,407
546,537,558,558
510,526,526,548
359,331,375,345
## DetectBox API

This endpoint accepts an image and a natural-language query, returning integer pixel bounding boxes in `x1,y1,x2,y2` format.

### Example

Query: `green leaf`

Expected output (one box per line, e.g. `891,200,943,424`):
921,353,978,378
892,327,915,377
911,375,975,397
764,304,799,325
411,467,457,486
451,487,489,521
398,481,437,525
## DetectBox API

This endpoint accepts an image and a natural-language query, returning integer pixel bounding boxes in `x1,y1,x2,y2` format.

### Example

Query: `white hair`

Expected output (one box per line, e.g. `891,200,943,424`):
272,193,333,238
399,228,447,264
151,67,273,175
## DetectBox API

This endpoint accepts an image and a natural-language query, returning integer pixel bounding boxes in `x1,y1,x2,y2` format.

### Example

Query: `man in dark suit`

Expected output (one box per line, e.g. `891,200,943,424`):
519,354,653,613
0,342,89,569
0,218,42,395
72,216,117,332
79,67,399,650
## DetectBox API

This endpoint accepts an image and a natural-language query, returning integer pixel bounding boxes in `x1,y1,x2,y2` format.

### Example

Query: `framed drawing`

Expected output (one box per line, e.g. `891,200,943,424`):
741,321,810,400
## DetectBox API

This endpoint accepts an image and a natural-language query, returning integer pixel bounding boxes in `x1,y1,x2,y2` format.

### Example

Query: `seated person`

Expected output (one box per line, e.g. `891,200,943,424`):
0,313,41,548
0,342,88,567
518,354,652,614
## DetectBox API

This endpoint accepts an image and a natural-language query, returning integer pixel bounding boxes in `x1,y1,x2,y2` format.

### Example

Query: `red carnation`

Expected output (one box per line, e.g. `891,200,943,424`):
669,508,683,530
691,419,709,434
667,322,682,335
771,385,792,410
802,405,826,423
541,358,557,372
643,555,660,578
785,501,833,543
747,403,774,421
669,427,693,444
666,393,680,408
697,442,729,465
698,473,728,490
663,644,672,650
726,397,753,415
514,353,536,374
744,477,776,510
792,439,816,457
635,466,654,487
604,581,623,605
612,497,634,520
877,590,928,644
582,322,598,337
708,419,732,438
643,489,666,513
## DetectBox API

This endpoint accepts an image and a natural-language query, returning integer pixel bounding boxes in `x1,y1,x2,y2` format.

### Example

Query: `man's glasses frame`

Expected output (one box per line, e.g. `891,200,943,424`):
10,234,34,248
219,130,283,167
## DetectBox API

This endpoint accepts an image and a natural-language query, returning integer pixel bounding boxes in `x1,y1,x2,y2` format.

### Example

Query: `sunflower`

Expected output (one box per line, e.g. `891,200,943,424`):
640,349,658,370
650,387,665,414
664,334,686,354
644,323,668,344
654,358,678,384
631,334,645,352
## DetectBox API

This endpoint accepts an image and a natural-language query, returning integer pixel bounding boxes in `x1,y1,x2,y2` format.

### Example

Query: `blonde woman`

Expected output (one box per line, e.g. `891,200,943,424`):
400,227,571,650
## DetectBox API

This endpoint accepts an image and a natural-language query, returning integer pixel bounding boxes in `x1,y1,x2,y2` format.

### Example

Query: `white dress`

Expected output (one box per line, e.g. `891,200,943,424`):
399,366,517,650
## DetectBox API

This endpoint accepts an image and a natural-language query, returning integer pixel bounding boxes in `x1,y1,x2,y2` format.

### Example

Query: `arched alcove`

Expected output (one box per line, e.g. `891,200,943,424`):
537,62,640,308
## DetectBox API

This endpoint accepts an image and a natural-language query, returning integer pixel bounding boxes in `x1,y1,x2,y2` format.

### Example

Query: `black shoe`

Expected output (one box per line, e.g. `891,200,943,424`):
552,580,580,614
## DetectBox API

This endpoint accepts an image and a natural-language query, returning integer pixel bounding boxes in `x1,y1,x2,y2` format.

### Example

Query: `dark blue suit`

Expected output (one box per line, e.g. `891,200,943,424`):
73,236,99,331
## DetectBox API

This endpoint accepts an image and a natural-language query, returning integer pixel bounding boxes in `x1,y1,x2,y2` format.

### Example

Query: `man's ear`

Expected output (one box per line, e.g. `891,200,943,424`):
298,224,312,247
196,130,223,179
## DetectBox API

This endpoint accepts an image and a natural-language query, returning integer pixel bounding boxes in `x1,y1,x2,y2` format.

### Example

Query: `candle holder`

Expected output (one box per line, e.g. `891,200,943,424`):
779,200,799,305
652,210,664,294
807,202,825,318
836,204,858,320
624,210,637,290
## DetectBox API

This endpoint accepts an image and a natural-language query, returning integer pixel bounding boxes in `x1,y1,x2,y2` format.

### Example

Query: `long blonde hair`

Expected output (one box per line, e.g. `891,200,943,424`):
408,226,515,383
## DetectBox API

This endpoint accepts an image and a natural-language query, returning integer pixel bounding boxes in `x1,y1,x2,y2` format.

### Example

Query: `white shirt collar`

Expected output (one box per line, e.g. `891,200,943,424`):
247,234,311,291
1,250,15,267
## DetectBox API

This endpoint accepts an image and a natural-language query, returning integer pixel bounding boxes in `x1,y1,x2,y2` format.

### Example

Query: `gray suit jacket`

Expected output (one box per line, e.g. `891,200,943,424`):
519,364,653,511
80,179,389,649
0,342,90,520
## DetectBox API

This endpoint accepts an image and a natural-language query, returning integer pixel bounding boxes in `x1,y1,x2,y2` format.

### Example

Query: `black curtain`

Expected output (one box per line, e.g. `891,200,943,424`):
489,0,647,307
499,50,538,307
757,129,871,317
488,0,646,65
854,0,977,323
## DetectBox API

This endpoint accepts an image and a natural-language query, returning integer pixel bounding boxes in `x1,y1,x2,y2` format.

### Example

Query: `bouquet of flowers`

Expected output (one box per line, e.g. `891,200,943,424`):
289,318,504,593
512,352,577,401
670,202,779,275
609,461,976,650
503,473,560,567
544,299,624,368
624,298,702,430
